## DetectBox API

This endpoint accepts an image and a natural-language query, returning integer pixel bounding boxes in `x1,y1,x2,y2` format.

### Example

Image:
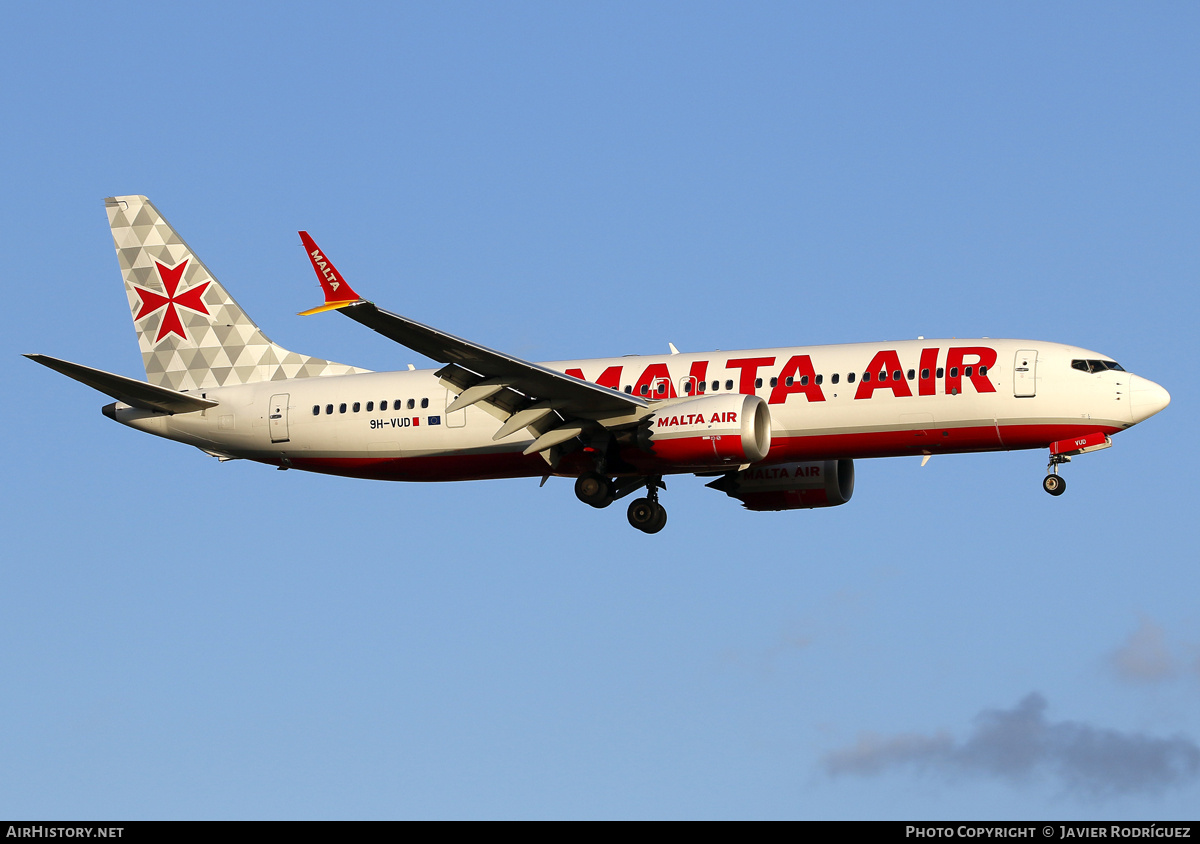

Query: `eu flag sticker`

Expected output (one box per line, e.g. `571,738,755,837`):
428,416,441,426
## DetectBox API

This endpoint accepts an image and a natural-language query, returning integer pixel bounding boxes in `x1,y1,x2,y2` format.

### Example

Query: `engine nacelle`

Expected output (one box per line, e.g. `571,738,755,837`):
640,393,772,469
706,459,855,511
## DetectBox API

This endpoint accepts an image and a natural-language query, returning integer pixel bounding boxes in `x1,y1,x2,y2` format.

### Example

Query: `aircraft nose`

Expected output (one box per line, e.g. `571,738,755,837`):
1129,375,1170,423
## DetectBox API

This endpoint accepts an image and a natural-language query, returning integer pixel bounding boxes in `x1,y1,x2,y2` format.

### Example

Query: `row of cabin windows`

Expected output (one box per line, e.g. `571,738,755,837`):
312,397,430,416
625,366,989,396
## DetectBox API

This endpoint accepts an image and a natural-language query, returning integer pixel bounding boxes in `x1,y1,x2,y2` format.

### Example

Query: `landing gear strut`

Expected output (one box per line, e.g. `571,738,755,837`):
1043,455,1069,496
1040,432,1112,496
627,477,667,534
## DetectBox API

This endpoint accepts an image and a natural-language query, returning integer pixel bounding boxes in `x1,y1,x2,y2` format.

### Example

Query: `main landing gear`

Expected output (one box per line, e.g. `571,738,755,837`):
1043,454,1069,496
573,472,668,533
626,479,667,535
574,472,613,508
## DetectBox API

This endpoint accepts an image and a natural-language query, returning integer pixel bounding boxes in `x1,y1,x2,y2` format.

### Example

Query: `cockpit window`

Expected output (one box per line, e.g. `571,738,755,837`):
1072,359,1125,373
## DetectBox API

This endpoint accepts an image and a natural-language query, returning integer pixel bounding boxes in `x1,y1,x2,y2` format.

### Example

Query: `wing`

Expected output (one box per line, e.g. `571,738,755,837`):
297,233,648,460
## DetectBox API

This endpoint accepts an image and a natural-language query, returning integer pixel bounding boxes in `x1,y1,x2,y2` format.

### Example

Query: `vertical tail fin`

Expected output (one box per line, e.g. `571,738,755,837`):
106,195,364,391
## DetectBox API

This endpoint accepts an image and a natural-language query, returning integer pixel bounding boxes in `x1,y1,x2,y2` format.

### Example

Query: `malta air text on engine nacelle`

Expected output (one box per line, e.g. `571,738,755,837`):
638,394,772,469
706,460,856,511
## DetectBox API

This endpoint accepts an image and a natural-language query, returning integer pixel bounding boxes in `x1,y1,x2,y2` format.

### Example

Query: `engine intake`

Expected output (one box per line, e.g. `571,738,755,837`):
640,393,772,469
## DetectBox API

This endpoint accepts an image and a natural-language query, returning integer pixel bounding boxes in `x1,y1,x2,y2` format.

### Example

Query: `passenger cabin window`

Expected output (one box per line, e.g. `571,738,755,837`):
624,385,632,393
367,401,374,411
421,398,429,408
893,370,902,381
800,375,809,386
965,366,972,377
979,366,988,376
847,372,855,383
950,367,958,378
907,369,915,380
339,403,347,413
640,384,649,396
815,374,823,385
697,381,705,394
831,373,840,384
755,378,763,389
312,405,319,416
725,380,734,391
936,368,944,378
921,369,930,379
770,377,778,387
325,404,334,415
785,376,794,387
353,402,361,412
407,399,416,410
863,372,871,382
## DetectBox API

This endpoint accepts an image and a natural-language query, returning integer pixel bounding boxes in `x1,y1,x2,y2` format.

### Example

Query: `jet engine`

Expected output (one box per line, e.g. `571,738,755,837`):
638,393,772,469
706,459,855,511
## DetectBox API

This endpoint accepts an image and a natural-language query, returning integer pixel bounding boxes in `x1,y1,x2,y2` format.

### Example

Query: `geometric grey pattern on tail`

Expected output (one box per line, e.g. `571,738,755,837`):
106,195,366,391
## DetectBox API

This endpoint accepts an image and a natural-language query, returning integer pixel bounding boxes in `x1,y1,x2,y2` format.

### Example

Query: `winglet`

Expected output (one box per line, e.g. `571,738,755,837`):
298,231,363,315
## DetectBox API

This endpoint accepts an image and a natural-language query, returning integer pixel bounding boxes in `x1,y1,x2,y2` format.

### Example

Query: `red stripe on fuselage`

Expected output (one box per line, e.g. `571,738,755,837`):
759,422,1122,462
261,423,1124,482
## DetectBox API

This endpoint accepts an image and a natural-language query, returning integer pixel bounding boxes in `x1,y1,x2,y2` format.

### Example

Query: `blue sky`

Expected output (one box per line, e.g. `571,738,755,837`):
2,2,1197,819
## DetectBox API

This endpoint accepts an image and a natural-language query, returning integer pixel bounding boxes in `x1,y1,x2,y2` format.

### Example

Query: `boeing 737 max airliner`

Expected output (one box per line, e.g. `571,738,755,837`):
27,196,1171,533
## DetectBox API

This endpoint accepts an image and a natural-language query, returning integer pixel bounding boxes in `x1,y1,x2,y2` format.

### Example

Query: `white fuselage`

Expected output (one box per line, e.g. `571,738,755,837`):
110,338,1167,482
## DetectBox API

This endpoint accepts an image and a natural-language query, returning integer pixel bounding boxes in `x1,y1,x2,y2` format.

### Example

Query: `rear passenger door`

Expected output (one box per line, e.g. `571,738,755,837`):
269,393,290,442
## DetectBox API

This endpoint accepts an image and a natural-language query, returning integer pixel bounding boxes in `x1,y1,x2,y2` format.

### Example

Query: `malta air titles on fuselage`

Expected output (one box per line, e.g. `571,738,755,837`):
558,343,999,404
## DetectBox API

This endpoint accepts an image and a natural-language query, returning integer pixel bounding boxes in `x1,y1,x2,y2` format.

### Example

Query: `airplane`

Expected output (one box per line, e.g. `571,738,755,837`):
27,195,1171,533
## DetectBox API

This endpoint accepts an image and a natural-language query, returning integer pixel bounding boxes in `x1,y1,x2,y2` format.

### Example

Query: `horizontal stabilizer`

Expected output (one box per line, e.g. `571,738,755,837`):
24,354,218,414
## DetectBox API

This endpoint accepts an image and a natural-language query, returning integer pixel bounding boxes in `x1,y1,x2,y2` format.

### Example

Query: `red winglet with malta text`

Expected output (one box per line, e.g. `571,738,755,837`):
298,231,363,315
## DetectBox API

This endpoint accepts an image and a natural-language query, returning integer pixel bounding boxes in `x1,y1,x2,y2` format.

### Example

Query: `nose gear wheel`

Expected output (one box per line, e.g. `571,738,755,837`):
1043,453,1070,496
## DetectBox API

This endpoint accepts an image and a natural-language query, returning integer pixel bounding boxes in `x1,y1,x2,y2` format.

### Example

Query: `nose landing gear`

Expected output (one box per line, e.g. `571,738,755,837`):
1042,460,1067,496
1041,432,1113,496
